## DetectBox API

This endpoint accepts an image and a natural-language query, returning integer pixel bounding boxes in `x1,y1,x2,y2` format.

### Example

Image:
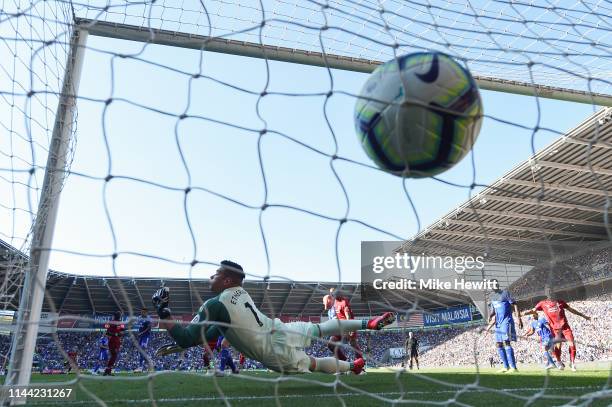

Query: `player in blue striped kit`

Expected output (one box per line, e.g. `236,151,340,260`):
524,315,556,369
136,308,152,371
485,280,523,373
92,336,109,374
216,336,239,375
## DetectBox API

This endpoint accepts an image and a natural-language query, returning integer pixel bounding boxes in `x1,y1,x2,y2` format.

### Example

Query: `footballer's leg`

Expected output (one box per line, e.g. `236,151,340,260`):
203,352,211,371
316,312,394,337
309,356,365,375
494,326,510,372
104,347,118,376
503,323,518,372
348,332,363,359
563,328,577,371
541,338,555,369
227,356,239,374
553,344,564,369
552,329,565,369
503,340,517,371
138,336,149,371
495,342,509,372
327,335,347,361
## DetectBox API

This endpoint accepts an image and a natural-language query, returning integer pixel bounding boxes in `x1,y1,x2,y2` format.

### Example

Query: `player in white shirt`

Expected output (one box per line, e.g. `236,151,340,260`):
153,260,394,374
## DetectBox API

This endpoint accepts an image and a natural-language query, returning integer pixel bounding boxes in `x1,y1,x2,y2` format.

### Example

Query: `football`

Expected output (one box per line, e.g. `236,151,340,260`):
354,52,483,177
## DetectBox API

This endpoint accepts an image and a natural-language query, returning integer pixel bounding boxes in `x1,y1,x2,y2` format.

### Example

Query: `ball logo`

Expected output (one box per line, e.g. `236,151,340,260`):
415,53,439,83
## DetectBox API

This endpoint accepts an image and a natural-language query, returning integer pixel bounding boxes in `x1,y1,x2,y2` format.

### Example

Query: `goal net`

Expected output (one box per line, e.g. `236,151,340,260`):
1,0,611,405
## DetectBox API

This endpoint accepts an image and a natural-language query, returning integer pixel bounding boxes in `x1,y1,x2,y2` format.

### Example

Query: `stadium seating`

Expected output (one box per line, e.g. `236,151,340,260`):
0,296,608,373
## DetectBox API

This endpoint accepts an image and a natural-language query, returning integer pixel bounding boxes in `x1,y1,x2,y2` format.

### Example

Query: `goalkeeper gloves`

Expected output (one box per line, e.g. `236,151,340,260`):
152,287,172,319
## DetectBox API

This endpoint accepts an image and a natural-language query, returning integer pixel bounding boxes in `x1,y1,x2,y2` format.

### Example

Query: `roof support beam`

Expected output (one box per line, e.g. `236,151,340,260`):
563,137,612,150
366,290,372,317
424,229,557,244
481,195,610,214
258,286,268,310
503,179,609,197
105,281,123,312
278,285,293,315
462,208,606,228
404,239,568,265
415,235,546,253
45,277,68,291
408,239,550,260
83,278,96,314
188,280,195,313
532,160,612,177
133,280,145,309
448,219,605,239
299,285,320,316
57,283,74,313
349,285,359,304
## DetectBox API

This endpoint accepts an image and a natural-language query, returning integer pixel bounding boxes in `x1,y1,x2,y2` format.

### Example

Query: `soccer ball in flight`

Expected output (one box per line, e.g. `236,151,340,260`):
354,52,483,178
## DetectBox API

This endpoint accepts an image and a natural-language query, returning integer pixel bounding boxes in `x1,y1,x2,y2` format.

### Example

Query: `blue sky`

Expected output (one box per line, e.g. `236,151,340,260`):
28,34,595,283
0,6,602,284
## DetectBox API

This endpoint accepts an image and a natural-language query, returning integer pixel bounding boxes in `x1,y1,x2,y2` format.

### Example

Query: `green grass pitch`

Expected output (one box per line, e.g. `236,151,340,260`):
10,366,611,406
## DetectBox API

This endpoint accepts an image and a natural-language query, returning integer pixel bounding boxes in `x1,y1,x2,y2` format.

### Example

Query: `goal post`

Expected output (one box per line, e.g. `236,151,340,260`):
2,27,88,405
77,18,612,107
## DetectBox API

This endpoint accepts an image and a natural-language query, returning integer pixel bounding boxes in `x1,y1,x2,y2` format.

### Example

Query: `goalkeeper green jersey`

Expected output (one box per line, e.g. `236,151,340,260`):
170,286,277,364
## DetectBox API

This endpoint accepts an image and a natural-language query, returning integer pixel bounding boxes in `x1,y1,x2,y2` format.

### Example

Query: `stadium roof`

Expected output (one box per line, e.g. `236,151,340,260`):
41,272,473,316
1,240,472,316
400,107,612,270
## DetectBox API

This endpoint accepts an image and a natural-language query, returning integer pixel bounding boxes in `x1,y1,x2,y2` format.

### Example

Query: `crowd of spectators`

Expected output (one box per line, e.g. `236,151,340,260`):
24,332,266,373
510,247,612,298
417,296,611,368
0,296,609,373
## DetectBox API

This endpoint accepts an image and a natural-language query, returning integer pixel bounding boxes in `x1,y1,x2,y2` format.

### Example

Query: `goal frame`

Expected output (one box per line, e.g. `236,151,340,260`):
3,28,88,405
77,18,612,107
4,13,612,403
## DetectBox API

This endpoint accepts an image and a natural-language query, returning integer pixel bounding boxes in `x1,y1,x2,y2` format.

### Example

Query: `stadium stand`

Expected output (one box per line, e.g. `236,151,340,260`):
510,246,612,299
0,293,607,374
418,294,612,368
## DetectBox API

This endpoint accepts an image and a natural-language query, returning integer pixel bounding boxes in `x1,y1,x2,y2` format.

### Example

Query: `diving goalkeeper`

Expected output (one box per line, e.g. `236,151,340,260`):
153,260,394,374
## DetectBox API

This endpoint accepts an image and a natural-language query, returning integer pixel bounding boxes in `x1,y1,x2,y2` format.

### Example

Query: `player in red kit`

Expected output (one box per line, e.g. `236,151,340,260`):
202,339,218,372
64,349,78,373
524,296,591,371
331,289,363,360
323,289,346,361
104,311,125,376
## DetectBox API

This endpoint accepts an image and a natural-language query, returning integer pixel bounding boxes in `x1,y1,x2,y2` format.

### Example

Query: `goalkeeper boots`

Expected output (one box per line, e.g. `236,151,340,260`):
351,358,365,375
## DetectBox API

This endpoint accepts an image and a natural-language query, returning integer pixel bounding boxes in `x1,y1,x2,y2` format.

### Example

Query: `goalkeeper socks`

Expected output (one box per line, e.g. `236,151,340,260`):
569,345,577,363
313,357,351,373
316,319,365,337
504,346,516,369
497,347,509,369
